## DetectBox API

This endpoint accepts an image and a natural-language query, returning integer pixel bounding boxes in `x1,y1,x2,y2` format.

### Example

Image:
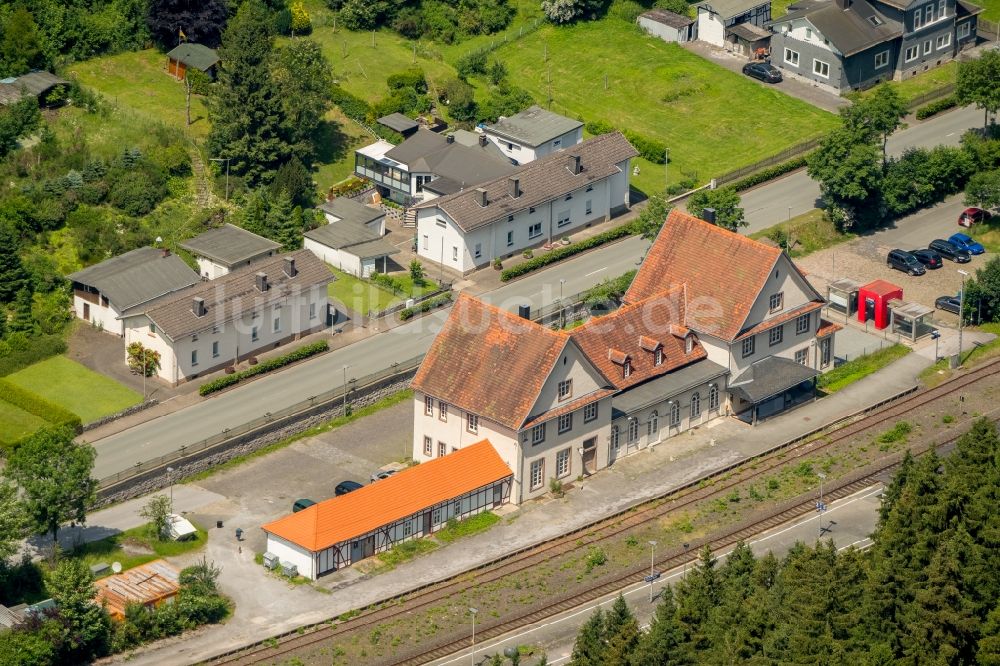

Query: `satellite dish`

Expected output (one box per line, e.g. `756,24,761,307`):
111,562,122,574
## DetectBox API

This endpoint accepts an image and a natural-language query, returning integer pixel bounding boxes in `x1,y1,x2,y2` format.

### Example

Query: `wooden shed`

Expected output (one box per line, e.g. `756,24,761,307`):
94,559,181,620
166,43,220,80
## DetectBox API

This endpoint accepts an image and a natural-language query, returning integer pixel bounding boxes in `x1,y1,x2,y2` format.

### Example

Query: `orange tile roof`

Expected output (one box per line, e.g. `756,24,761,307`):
732,302,825,342
571,287,707,390
817,319,842,337
522,388,617,427
94,559,180,621
626,209,788,342
262,440,512,552
411,294,570,430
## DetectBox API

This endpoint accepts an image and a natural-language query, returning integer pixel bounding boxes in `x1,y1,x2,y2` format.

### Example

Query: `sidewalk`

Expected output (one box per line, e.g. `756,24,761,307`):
109,347,940,665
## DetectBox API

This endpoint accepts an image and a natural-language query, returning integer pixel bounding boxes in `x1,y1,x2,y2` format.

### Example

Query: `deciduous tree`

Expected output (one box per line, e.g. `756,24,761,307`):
842,84,907,165
0,8,46,78
685,186,745,231
956,50,1000,127
146,0,229,49
630,196,671,240
47,557,110,660
271,39,332,160
964,169,1000,211
139,495,173,541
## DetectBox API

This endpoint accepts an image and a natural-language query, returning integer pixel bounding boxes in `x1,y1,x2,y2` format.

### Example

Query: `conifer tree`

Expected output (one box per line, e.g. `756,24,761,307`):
603,594,639,666
9,287,34,336
0,222,26,303
632,585,686,666
676,545,719,653
569,608,606,666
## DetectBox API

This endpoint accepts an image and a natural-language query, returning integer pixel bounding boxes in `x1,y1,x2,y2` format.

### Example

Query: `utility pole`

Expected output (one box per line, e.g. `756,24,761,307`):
647,540,658,602
816,472,826,538
958,269,969,365
167,466,175,513
469,607,478,665
342,365,350,416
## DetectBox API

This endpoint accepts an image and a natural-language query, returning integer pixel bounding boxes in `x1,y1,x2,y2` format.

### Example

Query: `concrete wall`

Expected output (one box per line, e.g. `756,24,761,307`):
697,8,726,46
265,534,315,580
638,17,689,43
303,237,363,277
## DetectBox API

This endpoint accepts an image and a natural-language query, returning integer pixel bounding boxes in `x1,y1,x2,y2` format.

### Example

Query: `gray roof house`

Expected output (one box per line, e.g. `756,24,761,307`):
638,9,695,43
482,106,584,165
377,112,420,136
166,43,220,79
68,247,201,335
307,198,399,278
0,71,69,106
180,223,281,278
695,0,772,51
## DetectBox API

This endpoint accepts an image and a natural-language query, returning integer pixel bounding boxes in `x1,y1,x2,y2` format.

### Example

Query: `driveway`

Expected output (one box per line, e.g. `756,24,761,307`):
681,40,850,114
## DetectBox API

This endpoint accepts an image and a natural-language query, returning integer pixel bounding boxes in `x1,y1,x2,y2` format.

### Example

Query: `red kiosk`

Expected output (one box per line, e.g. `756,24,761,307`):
858,279,902,330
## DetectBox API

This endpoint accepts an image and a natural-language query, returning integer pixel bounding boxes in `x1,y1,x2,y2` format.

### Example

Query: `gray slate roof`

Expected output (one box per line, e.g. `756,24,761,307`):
68,247,200,313
612,360,727,416
304,220,400,260
639,8,694,28
484,105,583,148
729,21,771,40
143,249,333,340
697,0,770,19
384,129,517,187
0,71,68,105
165,43,220,72
729,356,818,404
318,197,386,226
416,131,639,233
179,224,280,268
776,0,902,56
378,112,419,134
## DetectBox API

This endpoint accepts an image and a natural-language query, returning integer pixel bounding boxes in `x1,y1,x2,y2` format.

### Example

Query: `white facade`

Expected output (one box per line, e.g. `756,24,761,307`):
484,126,584,165
123,285,329,385
72,293,125,336
638,15,691,43
264,534,315,580
697,8,727,46
303,237,374,278
415,160,630,273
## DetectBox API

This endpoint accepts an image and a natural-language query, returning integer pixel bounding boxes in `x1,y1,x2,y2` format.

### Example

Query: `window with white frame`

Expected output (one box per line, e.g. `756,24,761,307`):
425,396,434,415
610,425,620,450
212,341,219,358
440,402,448,421
913,10,923,28
530,459,544,489
939,0,946,17
784,48,800,66
585,200,592,216
422,235,429,250
742,336,755,358
690,392,701,419
669,401,681,426
709,384,719,411
905,45,919,61
769,292,783,312
424,436,432,456
655,347,663,365
623,359,631,378
959,21,971,38
474,243,482,258
805,27,812,39
191,349,198,367
923,39,932,54
558,379,573,401
925,5,934,22
556,448,571,478
813,59,830,78
467,413,479,434
528,222,542,239
452,246,458,261
647,411,658,438
795,348,809,365
796,313,811,334
821,337,832,367
309,302,316,320
558,412,573,434
627,418,639,442
251,326,259,342
875,50,889,69
937,33,951,48
557,210,571,227
438,441,446,457
273,317,280,332
769,326,784,346
507,230,514,246
584,401,598,422
531,423,546,445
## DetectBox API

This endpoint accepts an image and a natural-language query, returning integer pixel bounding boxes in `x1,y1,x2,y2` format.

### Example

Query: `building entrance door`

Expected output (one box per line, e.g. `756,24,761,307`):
582,437,597,474
83,302,90,321
422,512,432,536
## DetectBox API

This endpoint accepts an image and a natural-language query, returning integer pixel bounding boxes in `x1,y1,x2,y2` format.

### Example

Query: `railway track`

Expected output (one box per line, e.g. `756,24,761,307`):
208,357,999,666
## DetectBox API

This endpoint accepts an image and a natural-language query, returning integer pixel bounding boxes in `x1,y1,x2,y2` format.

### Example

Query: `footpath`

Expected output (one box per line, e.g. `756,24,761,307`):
95,325,994,665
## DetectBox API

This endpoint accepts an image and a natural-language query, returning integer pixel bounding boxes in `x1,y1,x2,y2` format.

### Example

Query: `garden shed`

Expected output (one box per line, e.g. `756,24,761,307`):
637,9,694,43
166,43,219,80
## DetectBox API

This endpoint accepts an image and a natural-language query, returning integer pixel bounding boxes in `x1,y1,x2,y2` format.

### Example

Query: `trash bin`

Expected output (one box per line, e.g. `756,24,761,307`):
216,520,223,529
235,528,243,541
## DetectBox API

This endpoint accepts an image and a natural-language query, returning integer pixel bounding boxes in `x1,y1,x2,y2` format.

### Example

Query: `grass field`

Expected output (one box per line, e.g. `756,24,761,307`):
492,18,839,191
327,266,440,314
68,49,211,141
0,400,48,444
857,61,957,107
751,209,855,258
63,521,208,576
7,356,142,424
818,344,911,392
975,0,1000,21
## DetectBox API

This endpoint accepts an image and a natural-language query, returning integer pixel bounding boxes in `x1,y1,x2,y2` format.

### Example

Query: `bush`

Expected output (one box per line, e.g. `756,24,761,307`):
0,334,66,376
386,69,428,94
729,155,810,192
399,293,453,321
456,50,488,79
198,341,329,396
585,119,615,136
371,272,405,294
623,130,667,164
915,95,957,120
330,85,373,122
108,170,168,216
0,379,81,432
500,225,633,281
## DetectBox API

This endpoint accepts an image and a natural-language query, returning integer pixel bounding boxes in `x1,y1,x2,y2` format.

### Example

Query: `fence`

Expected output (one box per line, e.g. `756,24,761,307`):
714,138,821,187
370,283,453,319
906,83,956,111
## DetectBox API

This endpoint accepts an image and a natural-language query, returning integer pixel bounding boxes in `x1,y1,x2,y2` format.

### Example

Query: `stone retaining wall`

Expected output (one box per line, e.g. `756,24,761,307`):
82,399,160,432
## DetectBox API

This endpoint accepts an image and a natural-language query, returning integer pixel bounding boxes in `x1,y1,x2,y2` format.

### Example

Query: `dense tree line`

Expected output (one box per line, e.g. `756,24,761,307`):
330,0,514,44
568,418,1000,665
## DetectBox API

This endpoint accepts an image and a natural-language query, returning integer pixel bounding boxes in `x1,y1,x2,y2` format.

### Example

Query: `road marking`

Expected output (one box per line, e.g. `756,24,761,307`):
433,484,883,666
584,267,607,277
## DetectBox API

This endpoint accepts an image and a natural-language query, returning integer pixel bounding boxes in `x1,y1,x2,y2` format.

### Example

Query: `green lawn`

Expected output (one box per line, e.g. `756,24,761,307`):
818,344,911,393
492,18,839,192
771,0,799,17
61,521,208,576
7,356,142,424
974,0,1000,21
856,61,957,107
327,265,439,314
750,209,855,258
0,400,48,444
67,49,212,141
967,219,1000,253
920,323,1000,387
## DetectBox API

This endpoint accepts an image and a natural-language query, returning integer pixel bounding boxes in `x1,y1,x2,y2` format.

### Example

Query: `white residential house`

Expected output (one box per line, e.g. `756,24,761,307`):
67,247,200,337
481,105,584,165
413,132,638,273
122,250,333,385
695,0,772,51
305,198,399,278
179,224,280,280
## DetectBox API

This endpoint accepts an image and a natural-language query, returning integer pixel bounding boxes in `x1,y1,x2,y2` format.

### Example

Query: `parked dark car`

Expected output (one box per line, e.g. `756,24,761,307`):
958,207,992,228
886,249,926,275
908,248,942,269
292,498,316,512
335,480,364,496
928,239,971,263
742,61,782,83
935,295,962,315
948,232,985,255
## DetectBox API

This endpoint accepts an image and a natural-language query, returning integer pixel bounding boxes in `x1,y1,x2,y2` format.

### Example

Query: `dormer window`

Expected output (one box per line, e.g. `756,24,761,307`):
655,348,663,365
623,360,631,378
685,336,694,354
868,15,883,26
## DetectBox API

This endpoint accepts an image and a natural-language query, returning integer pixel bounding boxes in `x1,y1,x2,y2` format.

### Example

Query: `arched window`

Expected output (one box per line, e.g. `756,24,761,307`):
610,426,619,450
647,411,658,438
691,392,701,419
628,418,639,443
709,384,719,411
669,401,680,426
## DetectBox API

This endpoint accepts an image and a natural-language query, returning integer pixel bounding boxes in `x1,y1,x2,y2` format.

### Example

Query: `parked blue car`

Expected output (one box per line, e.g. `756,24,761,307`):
949,233,985,255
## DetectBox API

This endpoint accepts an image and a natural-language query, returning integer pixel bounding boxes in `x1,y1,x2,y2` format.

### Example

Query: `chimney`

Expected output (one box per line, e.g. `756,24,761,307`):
568,154,582,175
446,134,455,144
283,256,297,278
478,134,488,147
508,177,521,199
518,304,531,320
701,207,717,225
255,271,269,292
475,187,488,207
192,297,206,317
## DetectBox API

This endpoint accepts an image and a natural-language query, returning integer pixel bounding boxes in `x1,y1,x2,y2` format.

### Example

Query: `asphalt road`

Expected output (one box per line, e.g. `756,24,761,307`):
91,236,650,479
428,484,885,666
741,105,984,233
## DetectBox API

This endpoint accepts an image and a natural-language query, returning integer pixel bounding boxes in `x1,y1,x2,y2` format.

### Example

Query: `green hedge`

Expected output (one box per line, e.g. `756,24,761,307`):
399,293,453,321
0,379,81,431
729,155,811,192
584,120,665,164
329,85,404,144
0,334,68,376
500,225,633,282
198,341,329,396
915,96,957,120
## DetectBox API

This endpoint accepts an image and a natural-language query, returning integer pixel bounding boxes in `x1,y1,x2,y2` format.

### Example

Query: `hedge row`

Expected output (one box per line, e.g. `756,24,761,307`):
500,225,633,282
400,293,454,321
0,334,67,376
198,341,329,396
0,379,81,432
915,96,957,120
329,85,405,144
729,155,810,192
584,120,666,164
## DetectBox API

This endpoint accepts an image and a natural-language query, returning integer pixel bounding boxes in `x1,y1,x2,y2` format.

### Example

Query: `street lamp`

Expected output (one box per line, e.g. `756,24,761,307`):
166,466,175,514
931,329,941,361
816,472,826,538
559,279,566,328
342,365,350,416
958,269,969,365
209,157,231,202
683,542,690,576
469,607,478,666
647,540,658,602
